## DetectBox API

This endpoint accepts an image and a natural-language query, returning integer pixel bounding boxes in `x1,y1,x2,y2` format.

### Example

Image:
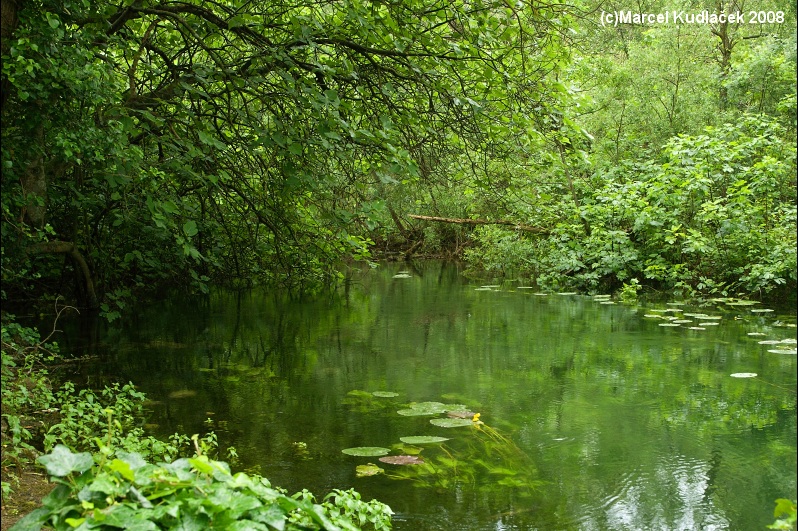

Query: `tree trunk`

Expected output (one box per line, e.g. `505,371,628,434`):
711,0,738,111
1,0,22,113
27,241,100,309
19,118,48,227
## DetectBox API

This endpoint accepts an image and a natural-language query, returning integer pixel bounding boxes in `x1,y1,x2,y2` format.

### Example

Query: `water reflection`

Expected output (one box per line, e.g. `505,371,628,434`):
53,261,796,530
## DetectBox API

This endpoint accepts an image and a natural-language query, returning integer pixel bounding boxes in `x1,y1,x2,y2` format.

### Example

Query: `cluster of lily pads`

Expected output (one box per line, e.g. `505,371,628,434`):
638,299,797,379
474,285,797,379
474,285,578,296
642,304,725,330
341,393,481,477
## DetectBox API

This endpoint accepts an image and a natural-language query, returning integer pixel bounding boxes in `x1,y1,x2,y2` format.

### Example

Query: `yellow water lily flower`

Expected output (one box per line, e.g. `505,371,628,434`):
472,413,481,422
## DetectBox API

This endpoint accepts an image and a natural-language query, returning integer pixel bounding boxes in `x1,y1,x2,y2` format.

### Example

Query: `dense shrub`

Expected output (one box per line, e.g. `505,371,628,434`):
466,114,797,297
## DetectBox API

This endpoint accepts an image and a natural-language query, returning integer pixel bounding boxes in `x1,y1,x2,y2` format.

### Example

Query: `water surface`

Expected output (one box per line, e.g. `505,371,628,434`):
58,262,797,530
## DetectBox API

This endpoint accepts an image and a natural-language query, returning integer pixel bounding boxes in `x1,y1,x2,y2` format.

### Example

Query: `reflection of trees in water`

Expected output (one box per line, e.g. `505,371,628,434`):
51,262,796,530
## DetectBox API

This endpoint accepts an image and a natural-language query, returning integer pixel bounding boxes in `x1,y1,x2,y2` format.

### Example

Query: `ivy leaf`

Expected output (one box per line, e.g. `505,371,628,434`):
37,445,94,477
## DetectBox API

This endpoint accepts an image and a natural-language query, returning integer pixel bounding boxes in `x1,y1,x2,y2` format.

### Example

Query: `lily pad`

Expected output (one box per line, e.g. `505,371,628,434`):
430,418,474,428
372,391,399,398
397,408,436,416
767,349,797,355
688,327,706,330
342,447,390,457
393,273,412,279
730,373,757,378
392,443,423,455
751,309,774,313
398,402,445,415
446,410,477,419
355,463,384,477
658,323,681,327
556,292,577,295
698,322,720,325
397,402,466,416
379,455,425,465
747,332,767,336
400,436,450,444
347,390,374,398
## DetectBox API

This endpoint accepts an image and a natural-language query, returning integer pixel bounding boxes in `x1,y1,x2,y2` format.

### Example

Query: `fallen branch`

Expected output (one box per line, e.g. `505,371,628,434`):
408,215,549,234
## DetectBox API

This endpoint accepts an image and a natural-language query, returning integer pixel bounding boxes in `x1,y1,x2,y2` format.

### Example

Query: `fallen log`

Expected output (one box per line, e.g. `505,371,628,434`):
408,215,549,234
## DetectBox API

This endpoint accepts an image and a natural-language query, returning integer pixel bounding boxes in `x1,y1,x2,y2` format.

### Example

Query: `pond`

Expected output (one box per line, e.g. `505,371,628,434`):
55,261,796,530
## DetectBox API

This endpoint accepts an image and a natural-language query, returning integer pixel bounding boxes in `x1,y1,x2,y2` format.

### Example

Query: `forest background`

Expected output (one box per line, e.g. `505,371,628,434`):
1,0,795,317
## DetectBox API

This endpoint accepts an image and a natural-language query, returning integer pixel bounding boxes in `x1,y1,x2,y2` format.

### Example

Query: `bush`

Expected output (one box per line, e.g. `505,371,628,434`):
11,445,393,531
465,114,797,297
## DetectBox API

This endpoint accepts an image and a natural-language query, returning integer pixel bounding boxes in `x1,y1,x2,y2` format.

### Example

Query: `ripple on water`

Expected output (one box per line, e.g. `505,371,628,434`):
576,454,733,530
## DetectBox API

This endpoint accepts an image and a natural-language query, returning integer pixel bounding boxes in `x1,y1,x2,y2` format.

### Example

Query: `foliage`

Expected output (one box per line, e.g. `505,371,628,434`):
618,278,641,302
1,316,222,496
768,499,798,530
466,113,797,297
1,318,61,495
9,445,393,531
44,382,220,464
1,0,574,308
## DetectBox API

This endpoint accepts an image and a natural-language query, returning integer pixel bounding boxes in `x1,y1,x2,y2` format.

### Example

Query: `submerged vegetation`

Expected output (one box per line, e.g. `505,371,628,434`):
341,393,541,495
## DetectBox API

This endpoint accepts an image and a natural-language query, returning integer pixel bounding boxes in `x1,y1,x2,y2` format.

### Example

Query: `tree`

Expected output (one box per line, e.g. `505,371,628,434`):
1,0,574,308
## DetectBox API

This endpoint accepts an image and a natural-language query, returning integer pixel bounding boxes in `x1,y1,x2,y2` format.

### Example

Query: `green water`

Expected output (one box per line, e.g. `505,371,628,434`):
59,262,796,530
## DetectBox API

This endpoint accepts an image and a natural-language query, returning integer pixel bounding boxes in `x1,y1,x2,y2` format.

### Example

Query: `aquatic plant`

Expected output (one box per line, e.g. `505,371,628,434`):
343,394,542,496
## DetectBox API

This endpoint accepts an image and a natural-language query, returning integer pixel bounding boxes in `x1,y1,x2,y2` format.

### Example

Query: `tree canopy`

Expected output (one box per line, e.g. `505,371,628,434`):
1,0,795,315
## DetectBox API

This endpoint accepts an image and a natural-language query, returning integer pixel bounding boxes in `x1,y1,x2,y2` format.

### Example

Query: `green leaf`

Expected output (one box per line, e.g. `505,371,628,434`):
342,447,390,457
197,130,227,150
189,456,215,475
183,220,198,237
41,483,72,509
37,445,94,477
109,459,135,482
399,436,449,444
355,463,385,477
